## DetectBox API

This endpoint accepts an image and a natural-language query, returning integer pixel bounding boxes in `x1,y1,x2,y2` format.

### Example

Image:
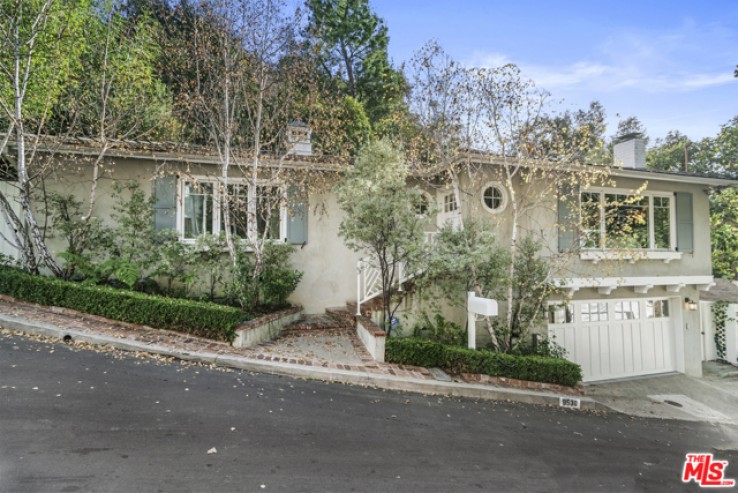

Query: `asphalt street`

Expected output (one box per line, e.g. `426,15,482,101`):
1,332,737,492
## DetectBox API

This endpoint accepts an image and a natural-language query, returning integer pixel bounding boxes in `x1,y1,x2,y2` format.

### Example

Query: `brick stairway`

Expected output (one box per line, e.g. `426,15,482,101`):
280,306,355,336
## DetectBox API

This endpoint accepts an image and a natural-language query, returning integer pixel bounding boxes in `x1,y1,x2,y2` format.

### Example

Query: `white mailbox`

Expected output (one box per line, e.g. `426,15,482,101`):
468,294,498,317
467,292,498,349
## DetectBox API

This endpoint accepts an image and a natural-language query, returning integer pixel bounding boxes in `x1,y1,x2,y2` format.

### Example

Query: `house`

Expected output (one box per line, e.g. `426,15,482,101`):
0,131,736,383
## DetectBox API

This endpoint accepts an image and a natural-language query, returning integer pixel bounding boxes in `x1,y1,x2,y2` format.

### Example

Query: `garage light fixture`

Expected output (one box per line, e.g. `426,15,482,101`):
684,298,698,311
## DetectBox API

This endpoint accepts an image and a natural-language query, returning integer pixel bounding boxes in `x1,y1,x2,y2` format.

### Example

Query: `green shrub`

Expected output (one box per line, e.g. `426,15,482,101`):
0,266,244,341
411,313,465,346
385,337,582,387
227,243,303,311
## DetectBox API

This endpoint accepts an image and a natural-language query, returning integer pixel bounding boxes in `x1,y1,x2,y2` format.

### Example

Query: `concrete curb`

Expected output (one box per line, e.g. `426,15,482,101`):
0,313,607,413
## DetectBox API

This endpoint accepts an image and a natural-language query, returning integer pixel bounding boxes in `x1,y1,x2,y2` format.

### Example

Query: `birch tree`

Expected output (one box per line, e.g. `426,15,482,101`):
474,64,610,348
0,0,87,274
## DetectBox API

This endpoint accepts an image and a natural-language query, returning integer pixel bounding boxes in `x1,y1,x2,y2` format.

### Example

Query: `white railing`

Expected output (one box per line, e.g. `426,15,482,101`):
355,231,437,316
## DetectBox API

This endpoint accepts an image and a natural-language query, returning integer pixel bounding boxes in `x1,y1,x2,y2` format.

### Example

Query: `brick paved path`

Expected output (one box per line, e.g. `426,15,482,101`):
0,296,434,380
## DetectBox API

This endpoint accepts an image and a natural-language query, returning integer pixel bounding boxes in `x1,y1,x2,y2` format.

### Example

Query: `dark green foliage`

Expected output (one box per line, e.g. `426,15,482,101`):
712,301,729,361
307,0,407,127
228,243,303,311
386,338,582,387
411,313,465,346
47,193,113,280
0,266,244,341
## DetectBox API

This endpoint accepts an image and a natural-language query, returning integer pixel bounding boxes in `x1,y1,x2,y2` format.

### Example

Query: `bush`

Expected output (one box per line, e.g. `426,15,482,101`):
0,266,244,341
411,313,465,346
385,337,582,387
227,243,303,311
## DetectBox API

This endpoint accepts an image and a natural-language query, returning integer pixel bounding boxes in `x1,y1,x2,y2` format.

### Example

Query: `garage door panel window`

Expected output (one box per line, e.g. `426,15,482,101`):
581,302,608,322
548,303,574,324
614,301,640,320
646,299,670,319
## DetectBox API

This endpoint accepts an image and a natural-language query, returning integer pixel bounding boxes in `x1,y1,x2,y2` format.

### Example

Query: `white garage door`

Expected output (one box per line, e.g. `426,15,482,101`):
548,298,676,382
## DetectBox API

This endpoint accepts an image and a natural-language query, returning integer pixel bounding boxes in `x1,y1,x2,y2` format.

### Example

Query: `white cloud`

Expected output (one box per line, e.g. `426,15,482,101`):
465,22,736,95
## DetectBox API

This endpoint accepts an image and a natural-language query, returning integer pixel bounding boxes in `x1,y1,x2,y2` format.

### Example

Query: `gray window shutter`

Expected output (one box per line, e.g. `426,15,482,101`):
286,187,308,244
557,184,578,252
676,192,693,253
153,175,177,232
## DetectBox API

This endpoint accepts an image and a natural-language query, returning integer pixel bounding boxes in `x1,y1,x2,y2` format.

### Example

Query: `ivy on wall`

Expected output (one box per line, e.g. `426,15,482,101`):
711,301,729,361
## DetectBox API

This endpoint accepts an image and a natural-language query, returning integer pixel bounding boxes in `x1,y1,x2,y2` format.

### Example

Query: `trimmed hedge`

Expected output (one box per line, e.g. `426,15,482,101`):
0,267,244,341
386,337,582,387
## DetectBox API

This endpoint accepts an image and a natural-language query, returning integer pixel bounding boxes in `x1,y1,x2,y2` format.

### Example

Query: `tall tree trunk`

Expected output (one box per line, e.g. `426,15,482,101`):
13,23,61,277
504,165,518,349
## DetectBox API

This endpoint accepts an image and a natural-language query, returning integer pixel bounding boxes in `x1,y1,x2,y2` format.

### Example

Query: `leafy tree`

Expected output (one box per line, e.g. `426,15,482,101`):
646,130,693,173
337,139,428,333
473,63,610,335
711,188,738,280
403,41,472,230
537,101,609,164
419,222,509,348
613,115,648,144
644,116,738,279
0,0,174,276
307,0,406,126
0,0,89,275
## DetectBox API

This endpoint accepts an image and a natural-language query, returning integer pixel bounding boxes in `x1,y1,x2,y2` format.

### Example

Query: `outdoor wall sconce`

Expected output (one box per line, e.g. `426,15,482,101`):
685,297,698,311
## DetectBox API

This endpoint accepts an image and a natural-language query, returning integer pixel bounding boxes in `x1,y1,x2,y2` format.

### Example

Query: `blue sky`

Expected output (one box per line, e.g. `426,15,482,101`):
371,0,738,143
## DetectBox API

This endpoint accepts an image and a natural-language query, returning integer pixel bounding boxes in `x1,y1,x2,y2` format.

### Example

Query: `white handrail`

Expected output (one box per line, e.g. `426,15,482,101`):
355,232,437,316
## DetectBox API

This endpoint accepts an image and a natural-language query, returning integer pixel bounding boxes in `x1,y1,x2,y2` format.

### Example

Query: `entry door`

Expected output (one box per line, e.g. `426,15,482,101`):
548,298,677,382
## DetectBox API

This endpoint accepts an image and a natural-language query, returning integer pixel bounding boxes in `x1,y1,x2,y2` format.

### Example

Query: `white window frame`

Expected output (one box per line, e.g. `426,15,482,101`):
177,176,287,245
443,192,458,213
480,181,508,214
579,187,680,263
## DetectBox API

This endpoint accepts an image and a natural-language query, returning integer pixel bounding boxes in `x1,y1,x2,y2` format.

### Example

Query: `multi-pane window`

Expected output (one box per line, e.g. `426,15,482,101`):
581,192,602,248
444,193,458,213
256,186,281,239
548,303,574,324
581,302,608,322
653,196,671,249
181,179,282,242
614,301,640,320
183,182,214,239
580,190,674,250
645,300,670,319
605,194,649,249
223,184,249,239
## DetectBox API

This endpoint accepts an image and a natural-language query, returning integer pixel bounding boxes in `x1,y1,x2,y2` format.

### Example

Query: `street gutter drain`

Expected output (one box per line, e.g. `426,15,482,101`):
63,334,73,343
664,400,683,408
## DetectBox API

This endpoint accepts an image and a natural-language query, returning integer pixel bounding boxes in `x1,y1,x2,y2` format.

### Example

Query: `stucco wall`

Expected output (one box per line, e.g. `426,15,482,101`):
442,169,713,280
290,191,362,313
23,153,716,326
30,154,361,314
